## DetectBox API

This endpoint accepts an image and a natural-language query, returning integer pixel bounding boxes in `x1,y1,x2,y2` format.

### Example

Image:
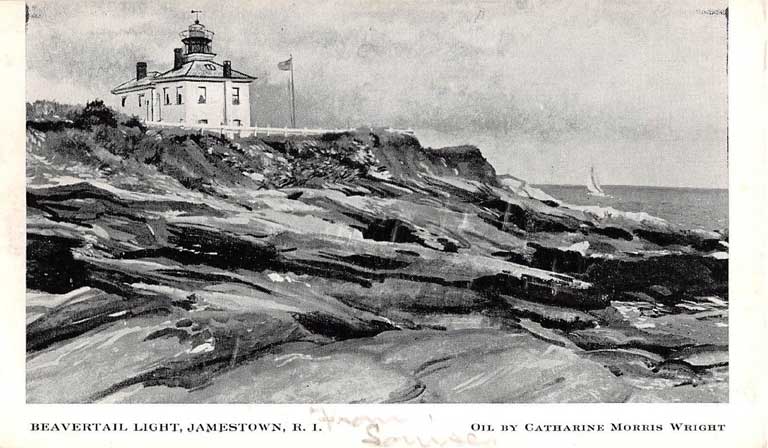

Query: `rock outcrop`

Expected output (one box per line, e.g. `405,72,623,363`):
25,117,728,403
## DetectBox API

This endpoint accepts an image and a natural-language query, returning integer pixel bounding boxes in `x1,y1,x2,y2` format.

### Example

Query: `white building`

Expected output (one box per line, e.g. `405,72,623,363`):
111,16,256,126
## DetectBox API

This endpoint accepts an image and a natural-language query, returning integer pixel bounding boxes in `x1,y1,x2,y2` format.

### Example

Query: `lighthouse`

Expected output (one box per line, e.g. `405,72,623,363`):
111,12,256,126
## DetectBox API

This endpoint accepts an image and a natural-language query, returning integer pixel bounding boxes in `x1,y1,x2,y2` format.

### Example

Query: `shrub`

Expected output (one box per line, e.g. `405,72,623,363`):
71,100,118,129
121,116,147,132
43,130,101,165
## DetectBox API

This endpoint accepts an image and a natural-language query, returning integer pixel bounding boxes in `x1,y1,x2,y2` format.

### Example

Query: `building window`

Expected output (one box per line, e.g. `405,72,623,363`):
233,119,242,127
197,119,208,124
163,88,170,105
138,93,144,107
197,86,207,104
232,87,240,105
176,86,183,104
121,96,127,107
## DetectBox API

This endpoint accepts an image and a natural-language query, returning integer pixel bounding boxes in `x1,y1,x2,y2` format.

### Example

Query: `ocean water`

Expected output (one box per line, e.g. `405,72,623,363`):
536,185,729,232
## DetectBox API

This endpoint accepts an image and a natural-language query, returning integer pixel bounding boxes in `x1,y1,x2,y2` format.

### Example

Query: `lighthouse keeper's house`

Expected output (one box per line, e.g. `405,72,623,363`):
111,16,256,127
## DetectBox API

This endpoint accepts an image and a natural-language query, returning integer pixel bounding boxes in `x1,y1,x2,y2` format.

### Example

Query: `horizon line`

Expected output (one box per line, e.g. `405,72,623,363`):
533,183,728,190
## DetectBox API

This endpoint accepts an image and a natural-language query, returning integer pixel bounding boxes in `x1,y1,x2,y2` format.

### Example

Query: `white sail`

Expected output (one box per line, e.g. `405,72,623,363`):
587,166,605,195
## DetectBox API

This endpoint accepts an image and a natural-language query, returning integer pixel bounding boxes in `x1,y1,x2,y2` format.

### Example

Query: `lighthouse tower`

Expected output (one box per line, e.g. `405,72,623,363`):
111,12,256,126
180,13,215,59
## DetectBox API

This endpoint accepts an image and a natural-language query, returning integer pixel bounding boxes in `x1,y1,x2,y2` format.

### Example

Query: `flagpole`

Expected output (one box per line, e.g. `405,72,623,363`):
289,54,296,128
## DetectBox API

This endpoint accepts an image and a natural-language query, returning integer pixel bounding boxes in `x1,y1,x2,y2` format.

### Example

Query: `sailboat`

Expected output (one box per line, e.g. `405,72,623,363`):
586,166,607,197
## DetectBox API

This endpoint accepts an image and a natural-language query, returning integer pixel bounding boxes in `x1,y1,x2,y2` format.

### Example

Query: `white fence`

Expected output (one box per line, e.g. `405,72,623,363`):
144,121,414,139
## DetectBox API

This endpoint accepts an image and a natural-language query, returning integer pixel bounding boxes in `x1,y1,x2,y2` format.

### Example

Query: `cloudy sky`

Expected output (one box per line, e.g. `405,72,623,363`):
26,0,728,187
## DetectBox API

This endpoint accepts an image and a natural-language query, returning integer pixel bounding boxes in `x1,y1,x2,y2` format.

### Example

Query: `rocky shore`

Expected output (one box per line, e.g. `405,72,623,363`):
25,108,728,403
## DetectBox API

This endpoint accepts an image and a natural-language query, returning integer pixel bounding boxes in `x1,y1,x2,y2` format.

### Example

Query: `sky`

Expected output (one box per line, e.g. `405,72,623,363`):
25,0,728,188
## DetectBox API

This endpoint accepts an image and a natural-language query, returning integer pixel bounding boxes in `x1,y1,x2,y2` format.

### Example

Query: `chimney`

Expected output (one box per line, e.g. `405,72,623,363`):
173,48,184,70
136,62,147,80
223,60,232,78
